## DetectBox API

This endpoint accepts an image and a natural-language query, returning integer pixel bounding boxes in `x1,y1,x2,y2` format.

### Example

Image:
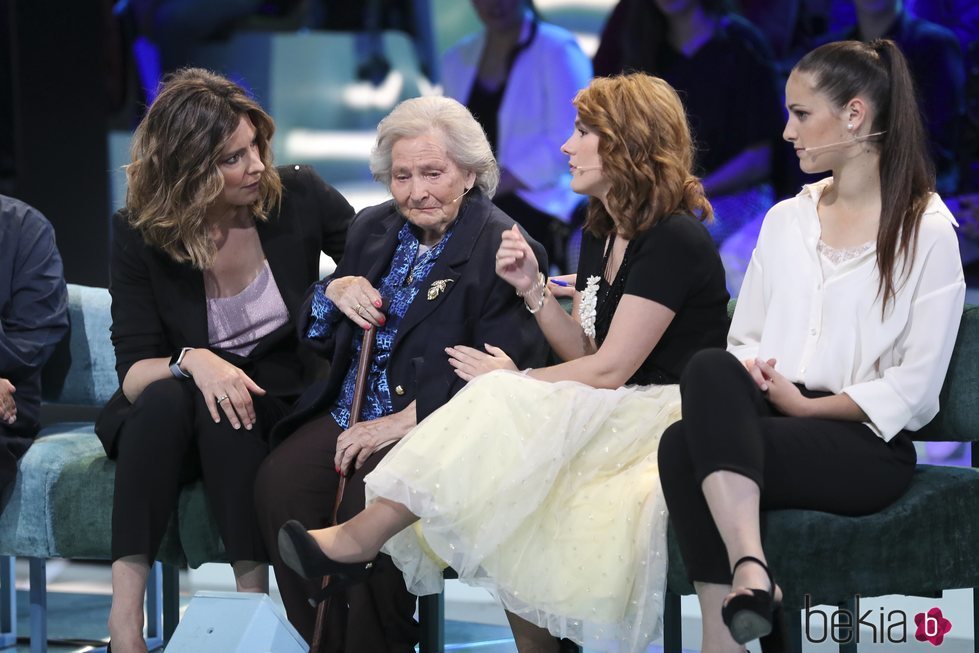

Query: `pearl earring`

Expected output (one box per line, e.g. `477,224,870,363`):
847,122,854,131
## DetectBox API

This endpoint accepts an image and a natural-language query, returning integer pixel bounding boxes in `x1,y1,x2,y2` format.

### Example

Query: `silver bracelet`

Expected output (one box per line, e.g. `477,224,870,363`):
516,272,545,296
522,272,547,314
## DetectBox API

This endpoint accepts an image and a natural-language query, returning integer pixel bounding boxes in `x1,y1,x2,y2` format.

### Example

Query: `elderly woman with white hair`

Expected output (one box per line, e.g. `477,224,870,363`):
254,95,549,651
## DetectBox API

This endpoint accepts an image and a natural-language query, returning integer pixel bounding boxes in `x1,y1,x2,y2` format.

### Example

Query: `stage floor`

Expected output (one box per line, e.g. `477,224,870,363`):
7,559,976,651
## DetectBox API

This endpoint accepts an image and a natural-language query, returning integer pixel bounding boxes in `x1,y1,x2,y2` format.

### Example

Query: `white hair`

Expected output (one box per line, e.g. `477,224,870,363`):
369,96,500,196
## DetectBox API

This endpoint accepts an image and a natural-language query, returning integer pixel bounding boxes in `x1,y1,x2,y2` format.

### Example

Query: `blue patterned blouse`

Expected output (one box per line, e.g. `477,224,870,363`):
306,217,460,427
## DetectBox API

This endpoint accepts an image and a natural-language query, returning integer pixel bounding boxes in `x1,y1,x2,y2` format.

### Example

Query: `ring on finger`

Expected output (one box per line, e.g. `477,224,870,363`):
356,305,368,318
217,394,230,403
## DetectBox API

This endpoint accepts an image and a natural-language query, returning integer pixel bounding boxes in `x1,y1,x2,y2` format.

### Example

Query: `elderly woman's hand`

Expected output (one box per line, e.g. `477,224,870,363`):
0,378,16,425
496,225,541,296
335,402,416,476
181,349,266,430
446,344,517,381
325,276,386,330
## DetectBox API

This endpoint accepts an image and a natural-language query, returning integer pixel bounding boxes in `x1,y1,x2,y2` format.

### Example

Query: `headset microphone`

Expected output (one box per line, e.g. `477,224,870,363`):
448,186,472,203
803,131,887,153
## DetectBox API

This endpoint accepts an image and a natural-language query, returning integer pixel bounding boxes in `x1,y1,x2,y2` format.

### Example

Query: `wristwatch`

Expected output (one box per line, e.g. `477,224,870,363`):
169,347,194,378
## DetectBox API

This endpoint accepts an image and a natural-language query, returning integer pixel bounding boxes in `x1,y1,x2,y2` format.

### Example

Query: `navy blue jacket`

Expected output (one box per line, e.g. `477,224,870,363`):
0,195,68,438
270,190,550,444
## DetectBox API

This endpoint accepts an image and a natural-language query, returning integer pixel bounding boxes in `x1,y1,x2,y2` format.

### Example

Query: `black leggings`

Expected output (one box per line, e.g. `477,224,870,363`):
111,377,288,562
658,348,917,584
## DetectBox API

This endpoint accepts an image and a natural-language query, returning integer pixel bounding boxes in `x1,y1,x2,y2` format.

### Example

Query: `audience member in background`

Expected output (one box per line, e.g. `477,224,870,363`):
95,68,353,653
594,0,782,266
314,0,438,85
254,95,549,652
907,0,979,61
442,0,592,273
737,0,827,78
0,195,68,508
659,40,965,653
275,73,730,653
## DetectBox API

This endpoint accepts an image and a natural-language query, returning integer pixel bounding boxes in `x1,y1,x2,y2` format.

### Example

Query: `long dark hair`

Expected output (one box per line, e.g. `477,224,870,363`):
795,40,935,312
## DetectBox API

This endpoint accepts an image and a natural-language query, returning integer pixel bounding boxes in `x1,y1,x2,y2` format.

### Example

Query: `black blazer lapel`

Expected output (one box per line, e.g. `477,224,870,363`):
393,195,492,347
167,258,209,348
258,218,307,319
360,208,403,286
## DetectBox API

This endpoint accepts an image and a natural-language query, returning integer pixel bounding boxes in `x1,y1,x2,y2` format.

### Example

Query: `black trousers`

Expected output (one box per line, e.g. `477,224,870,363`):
111,377,288,562
658,348,917,584
254,413,418,652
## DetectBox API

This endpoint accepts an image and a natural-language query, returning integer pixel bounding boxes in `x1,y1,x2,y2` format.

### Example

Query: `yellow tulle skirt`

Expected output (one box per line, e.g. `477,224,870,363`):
364,370,681,652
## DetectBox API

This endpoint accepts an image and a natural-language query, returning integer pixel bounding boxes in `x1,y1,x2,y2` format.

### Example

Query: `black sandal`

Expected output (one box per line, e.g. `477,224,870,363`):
721,555,784,646
277,520,375,582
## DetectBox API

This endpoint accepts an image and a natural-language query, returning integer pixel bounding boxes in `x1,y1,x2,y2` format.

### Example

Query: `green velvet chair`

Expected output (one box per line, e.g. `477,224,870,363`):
0,284,227,652
663,304,979,653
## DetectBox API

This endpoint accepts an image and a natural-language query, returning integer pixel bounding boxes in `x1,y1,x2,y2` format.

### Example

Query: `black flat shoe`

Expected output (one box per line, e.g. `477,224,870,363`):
721,555,783,645
277,519,375,581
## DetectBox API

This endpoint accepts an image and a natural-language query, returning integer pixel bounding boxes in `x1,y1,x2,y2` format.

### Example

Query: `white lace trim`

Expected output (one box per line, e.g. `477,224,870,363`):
817,239,873,265
578,275,601,338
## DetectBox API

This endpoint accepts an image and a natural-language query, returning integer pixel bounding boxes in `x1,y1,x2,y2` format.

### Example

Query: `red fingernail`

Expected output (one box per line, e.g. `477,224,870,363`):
374,299,382,308
335,466,341,474
363,323,370,330
378,316,386,325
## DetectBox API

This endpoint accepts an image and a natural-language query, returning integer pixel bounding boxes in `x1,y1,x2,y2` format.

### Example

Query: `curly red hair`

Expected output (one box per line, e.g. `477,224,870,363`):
574,73,712,239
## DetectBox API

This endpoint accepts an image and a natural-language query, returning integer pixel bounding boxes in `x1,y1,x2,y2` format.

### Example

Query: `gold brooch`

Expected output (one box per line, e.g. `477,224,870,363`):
427,279,453,301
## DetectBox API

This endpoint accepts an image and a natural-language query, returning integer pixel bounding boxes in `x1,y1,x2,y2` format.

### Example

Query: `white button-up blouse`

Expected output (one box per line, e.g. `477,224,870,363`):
728,179,966,441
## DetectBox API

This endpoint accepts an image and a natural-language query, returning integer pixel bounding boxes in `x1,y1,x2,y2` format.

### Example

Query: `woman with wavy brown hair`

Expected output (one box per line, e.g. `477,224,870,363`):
95,68,353,652
274,73,730,653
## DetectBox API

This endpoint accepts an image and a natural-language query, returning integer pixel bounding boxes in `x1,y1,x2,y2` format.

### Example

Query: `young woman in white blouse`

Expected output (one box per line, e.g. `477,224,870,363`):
658,39,966,653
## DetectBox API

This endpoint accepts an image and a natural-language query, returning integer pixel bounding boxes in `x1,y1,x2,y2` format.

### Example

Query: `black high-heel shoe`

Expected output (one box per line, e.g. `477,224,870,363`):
721,555,782,645
277,520,375,581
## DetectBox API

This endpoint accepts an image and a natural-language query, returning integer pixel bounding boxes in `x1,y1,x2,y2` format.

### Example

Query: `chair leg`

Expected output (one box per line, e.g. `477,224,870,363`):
28,557,46,653
0,556,15,648
838,597,858,653
663,590,682,653
784,608,802,653
162,563,181,641
973,587,978,653
144,562,164,651
417,591,444,653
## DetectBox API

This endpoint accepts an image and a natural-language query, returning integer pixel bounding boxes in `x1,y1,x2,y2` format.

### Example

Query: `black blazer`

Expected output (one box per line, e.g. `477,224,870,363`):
95,165,354,455
271,190,550,444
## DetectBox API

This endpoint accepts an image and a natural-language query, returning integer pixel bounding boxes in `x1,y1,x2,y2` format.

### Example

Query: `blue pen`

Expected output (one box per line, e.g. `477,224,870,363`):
549,278,571,287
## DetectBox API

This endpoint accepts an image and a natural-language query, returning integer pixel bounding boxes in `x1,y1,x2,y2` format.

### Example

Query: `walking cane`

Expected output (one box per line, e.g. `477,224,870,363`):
309,321,377,653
